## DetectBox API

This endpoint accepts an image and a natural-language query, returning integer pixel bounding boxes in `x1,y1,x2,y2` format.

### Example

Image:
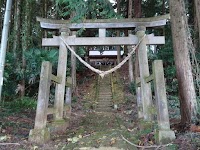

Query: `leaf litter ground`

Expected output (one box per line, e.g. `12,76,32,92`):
0,64,200,150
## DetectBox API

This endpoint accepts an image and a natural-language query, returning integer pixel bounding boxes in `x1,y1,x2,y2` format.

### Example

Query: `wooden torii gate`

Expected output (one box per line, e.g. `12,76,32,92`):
29,14,175,144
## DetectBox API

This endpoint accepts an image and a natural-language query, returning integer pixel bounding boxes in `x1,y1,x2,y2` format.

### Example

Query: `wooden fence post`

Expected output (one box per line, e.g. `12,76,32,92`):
29,61,51,143
153,60,175,144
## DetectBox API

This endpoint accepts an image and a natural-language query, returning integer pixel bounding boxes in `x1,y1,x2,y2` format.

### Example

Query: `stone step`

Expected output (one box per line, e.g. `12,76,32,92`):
99,93,112,95
99,92,112,94
98,97,112,101
97,103,112,106
98,101,112,104
96,72,113,112
98,102,112,104
98,101,112,103
95,107,112,112
98,99,112,102
99,94,112,96
98,91,112,94
97,105,113,108
99,89,112,91
99,84,111,86
99,89,111,91
98,103,112,106
98,94,112,97
98,95,112,98
98,97,112,100
98,92,111,94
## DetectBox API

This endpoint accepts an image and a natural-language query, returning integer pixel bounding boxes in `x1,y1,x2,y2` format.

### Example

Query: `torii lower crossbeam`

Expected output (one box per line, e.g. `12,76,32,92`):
42,34,165,46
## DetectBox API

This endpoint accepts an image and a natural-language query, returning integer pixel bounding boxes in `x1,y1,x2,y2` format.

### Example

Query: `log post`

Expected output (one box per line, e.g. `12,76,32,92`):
136,86,143,118
153,60,175,144
128,40,134,82
29,61,51,143
71,31,76,94
49,28,69,133
64,77,72,119
136,26,153,121
117,31,121,64
54,28,68,120
64,87,72,119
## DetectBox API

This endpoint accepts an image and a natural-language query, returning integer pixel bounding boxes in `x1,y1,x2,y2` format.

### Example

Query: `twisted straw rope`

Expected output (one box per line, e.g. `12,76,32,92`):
60,34,146,78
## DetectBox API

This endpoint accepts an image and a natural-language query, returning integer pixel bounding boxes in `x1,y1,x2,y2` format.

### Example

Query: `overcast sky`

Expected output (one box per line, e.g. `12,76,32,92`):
109,0,116,3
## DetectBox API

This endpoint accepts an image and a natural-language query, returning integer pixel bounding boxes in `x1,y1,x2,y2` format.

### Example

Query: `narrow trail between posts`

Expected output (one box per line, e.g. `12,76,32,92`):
96,66,113,112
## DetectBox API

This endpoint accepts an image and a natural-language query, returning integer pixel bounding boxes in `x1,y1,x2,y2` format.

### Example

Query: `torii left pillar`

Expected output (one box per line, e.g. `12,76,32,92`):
136,26,153,121
49,28,69,133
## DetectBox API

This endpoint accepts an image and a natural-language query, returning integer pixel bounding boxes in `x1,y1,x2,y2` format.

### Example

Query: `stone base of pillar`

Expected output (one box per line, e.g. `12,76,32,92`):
48,119,69,134
155,129,176,144
63,106,71,120
28,128,50,144
137,106,143,119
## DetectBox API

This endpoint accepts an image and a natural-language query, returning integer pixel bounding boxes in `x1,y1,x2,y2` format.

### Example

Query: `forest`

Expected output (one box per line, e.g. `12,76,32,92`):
0,0,200,149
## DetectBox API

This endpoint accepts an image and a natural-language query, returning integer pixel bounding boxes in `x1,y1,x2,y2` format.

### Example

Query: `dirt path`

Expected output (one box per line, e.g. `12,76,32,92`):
64,111,137,150
1,66,199,149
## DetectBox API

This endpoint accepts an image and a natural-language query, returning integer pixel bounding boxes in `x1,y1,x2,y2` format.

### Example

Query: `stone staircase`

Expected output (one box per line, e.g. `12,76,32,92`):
96,71,113,112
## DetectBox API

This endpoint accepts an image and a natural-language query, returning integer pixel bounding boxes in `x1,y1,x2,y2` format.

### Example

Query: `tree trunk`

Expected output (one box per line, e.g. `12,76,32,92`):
41,0,48,39
0,0,13,101
133,0,141,18
117,0,121,64
194,0,200,96
21,0,31,97
13,0,21,61
127,0,134,82
0,0,2,36
44,0,48,38
133,0,142,81
194,0,200,46
0,0,6,40
169,0,197,124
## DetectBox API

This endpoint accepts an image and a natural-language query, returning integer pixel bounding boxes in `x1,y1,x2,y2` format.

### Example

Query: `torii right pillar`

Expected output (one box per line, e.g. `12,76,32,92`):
136,26,153,121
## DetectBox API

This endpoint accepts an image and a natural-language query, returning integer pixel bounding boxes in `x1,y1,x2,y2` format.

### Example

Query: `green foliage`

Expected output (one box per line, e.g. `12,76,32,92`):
2,48,58,100
24,48,58,83
129,81,136,94
56,0,86,21
2,52,18,99
85,0,117,19
155,26,178,95
67,46,86,74
56,0,118,21
142,0,169,17
76,46,86,72
2,97,37,112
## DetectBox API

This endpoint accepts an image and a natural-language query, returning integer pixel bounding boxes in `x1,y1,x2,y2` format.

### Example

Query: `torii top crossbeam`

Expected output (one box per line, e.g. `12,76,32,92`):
37,14,170,46
37,14,170,30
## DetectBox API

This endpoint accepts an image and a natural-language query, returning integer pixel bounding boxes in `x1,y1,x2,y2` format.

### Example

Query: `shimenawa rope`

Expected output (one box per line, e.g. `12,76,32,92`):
60,34,146,78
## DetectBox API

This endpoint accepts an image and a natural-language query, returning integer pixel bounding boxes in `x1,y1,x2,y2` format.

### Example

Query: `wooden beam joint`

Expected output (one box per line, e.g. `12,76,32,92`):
50,74,62,84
